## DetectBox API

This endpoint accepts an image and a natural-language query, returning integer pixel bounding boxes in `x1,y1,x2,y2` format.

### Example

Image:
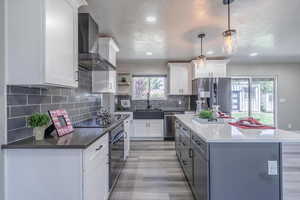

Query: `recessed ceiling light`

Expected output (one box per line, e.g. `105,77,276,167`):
146,52,153,56
250,52,258,57
206,51,214,55
146,16,156,23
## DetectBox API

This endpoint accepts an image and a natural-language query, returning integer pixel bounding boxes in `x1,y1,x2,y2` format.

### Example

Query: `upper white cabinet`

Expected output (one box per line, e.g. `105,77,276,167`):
6,0,81,88
92,71,116,93
168,63,192,95
98,37,120,67
191,59,230,79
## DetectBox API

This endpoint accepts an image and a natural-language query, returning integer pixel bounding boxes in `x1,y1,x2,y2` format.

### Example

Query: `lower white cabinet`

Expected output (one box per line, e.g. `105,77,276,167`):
5,134,109,200
133,119,164,139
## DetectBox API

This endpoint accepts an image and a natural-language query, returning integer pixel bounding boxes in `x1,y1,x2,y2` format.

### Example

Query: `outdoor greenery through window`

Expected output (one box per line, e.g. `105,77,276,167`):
132,75,167,100
231,77,276,126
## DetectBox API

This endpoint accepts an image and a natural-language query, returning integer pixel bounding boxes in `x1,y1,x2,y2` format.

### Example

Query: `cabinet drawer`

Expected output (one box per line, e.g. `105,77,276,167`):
84,134,109,165
192,132,207,157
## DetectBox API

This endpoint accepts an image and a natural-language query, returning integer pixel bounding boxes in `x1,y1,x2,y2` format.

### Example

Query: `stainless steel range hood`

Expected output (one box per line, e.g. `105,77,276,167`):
78,13,116,71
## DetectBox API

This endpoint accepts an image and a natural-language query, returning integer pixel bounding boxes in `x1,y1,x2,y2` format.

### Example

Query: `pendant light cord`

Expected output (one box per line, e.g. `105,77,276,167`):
228,1,231,30
201,37,203,56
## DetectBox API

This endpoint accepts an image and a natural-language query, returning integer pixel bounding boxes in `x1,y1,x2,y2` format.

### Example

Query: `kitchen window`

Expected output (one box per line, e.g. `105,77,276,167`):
231,76,277,126
132,75,167,100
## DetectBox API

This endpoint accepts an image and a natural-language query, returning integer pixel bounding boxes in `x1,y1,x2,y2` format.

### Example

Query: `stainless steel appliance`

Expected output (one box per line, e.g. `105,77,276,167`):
109,123,125,190
164,111,184,141
78,13,115,71
192,78,232,113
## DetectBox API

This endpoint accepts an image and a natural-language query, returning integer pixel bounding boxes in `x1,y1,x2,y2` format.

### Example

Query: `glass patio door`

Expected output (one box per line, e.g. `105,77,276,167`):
231,77,276,126
251,78,275,126
231,78,250,119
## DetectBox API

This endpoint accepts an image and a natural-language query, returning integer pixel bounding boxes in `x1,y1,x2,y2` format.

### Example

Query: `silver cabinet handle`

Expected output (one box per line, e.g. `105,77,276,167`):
75,70,79,82
96,145,103,151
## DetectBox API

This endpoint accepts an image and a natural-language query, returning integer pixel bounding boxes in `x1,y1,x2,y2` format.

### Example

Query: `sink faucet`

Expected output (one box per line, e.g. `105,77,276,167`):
147,92,151,109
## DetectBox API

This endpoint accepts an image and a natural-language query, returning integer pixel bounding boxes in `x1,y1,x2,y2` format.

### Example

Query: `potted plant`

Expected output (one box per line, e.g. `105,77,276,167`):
28,113,50,140
199,110,213,120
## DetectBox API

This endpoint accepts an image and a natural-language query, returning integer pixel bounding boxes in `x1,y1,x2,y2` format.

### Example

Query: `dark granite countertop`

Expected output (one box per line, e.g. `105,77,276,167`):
2,114,130,149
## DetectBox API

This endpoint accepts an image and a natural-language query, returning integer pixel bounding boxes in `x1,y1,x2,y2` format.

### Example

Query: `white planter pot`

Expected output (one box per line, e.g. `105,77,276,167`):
33,126,47,140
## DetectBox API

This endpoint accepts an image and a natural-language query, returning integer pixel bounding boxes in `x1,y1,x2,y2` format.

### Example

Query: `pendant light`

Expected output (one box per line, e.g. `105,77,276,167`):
193,33,206,78
223,0,237,55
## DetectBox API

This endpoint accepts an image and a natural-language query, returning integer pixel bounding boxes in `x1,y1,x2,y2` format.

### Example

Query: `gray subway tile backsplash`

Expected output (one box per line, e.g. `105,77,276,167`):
7,117,26,130
7,95,27,105
28,95,51,105
10,105,41,117
6,67,102,143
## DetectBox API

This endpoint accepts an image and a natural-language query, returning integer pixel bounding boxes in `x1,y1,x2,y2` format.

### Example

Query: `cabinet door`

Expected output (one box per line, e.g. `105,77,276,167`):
45,0,78,87
133,120,148,137
169,63,192,95
208,62,227,77
148,120,164,137
108,71,117,93
84,136,109,200
92,71,108,93
210,143,280,200
192,141,209,200
84,154,108,200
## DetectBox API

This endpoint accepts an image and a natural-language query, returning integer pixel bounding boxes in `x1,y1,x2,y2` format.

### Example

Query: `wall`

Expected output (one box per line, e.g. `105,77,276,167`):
228,63,300,130
117,61,168,75
6,67,102,143
0,0,5,198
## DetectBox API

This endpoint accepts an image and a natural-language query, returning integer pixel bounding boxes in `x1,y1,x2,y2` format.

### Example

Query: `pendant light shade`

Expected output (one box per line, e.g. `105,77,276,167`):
193,33,206,78
223,0,237,54
223,29,237,54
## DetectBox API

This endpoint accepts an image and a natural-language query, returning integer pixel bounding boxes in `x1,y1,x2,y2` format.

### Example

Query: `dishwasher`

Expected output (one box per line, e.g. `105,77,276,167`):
164,111,185,140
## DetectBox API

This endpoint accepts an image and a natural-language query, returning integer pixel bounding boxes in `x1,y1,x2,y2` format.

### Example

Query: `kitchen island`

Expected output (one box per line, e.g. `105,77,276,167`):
175,114,300,200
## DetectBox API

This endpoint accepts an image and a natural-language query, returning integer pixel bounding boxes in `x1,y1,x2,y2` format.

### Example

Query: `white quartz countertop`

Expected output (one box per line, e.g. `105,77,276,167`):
175,114,300,143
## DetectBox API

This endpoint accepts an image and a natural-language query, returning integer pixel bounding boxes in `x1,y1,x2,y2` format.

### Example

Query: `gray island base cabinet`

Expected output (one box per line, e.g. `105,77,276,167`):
175,120,281,200
210,143,280,200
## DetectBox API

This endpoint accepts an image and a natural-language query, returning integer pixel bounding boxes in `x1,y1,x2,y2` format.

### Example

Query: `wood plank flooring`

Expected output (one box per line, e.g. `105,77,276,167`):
109,141,195,200
282,143,300,200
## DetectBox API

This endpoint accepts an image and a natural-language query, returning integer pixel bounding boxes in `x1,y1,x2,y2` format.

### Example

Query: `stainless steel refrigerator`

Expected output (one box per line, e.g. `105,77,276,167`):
192,78,232,113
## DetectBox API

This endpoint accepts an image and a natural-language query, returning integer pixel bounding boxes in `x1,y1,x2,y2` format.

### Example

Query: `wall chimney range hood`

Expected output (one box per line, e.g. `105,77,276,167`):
78,13,116,71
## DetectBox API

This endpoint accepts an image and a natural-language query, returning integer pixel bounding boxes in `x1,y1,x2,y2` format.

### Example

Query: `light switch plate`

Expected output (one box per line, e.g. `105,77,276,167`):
268,160,278,175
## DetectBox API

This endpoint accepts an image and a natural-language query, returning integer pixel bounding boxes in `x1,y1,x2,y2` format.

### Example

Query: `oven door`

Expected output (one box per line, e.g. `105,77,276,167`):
109,124,125,190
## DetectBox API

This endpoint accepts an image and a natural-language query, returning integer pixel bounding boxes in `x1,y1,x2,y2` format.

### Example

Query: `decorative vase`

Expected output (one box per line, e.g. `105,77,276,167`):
33,126,46,140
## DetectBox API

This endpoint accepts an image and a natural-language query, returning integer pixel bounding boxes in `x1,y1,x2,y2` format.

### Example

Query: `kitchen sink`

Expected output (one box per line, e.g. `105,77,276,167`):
133,109,164,119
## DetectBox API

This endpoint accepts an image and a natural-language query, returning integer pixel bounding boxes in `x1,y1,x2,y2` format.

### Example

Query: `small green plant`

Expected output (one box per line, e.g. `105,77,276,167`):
28,113,50,128
199,110,213,119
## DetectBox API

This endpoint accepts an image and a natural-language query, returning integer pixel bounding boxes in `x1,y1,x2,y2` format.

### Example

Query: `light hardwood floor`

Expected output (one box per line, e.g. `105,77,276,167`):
109,141,195,200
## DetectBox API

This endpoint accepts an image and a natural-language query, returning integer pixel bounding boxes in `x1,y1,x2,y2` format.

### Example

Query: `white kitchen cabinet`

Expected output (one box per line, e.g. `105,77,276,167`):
5,134,109,200
99,37,120,67
133,119,164,139
6,0,82,88
168,63,193,95
191,59,230,79
92,70,117,93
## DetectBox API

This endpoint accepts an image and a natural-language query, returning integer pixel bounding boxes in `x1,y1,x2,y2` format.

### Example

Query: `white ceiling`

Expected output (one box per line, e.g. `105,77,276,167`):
81,0,300,63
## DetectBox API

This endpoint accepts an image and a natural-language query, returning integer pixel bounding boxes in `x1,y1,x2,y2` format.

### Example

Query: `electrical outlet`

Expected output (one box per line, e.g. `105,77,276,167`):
288,123,292,129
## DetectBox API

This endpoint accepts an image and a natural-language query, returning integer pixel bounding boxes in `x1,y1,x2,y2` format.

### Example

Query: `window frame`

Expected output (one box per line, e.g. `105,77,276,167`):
132,75,167,101
231,75,278,127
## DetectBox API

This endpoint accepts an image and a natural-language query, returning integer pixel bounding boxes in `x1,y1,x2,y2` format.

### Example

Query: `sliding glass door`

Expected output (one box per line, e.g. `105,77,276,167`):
231,77,276,126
